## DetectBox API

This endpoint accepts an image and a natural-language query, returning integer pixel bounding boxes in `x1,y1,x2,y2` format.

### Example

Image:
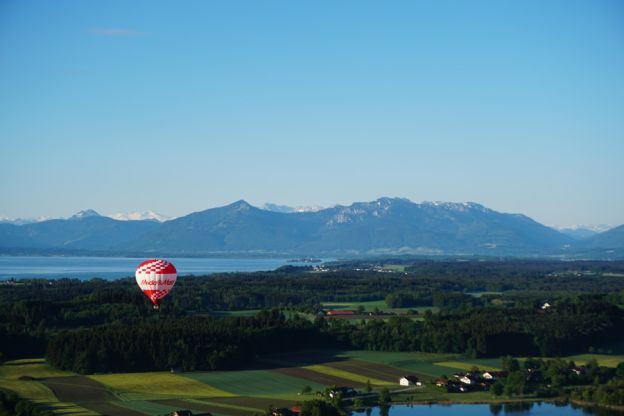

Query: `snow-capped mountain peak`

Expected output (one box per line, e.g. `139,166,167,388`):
421,201,490,212
555,224,613,233
108,211,171,222
70,209,101,220
0,215,54,225
262,203,325,213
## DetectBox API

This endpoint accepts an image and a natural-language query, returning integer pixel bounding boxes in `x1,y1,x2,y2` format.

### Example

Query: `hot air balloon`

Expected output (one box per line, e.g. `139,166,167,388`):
135,259,177,308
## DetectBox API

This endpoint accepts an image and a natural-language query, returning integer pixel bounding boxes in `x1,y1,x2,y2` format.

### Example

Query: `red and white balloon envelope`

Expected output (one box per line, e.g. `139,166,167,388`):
135,259,177,308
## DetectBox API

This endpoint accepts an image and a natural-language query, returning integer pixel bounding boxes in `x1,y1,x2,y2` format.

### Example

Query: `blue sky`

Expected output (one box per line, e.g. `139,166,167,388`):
1,0,623,226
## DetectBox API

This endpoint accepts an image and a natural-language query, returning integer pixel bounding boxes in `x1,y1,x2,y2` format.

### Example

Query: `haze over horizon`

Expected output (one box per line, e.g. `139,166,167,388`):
1,1,623,227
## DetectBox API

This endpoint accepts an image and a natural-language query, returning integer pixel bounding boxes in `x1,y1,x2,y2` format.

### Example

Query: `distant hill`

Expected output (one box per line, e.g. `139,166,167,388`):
2,198,620,257
580,224,624,249
554,224,613,240
0,210,160,251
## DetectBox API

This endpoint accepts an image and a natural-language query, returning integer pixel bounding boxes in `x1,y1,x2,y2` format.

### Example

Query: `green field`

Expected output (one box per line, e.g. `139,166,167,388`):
302,364,392,386
210,309,262,317
380,264,407,272
435,361,501,372
0,358,74,380
559,354,624,368
185,369,324,399
467,291,503,298
90,372,234,400
322,300,439,315
0,359,98,415
3,350,623,415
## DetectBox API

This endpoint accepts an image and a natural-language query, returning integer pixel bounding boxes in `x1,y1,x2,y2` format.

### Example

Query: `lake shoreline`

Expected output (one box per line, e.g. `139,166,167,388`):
385,397,624,414
0,255,334,280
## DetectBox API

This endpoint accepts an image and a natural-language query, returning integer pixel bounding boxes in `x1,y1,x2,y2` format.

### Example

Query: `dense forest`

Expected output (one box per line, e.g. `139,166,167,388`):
1,260,624,373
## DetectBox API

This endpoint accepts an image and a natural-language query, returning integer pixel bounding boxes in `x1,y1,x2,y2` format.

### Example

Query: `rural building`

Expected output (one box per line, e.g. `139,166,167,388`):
328,386,356,398
435,377,449,387
399,375,422,386
446,380,468,393
482,371,507,380
526,370,543,383
458,374,477,385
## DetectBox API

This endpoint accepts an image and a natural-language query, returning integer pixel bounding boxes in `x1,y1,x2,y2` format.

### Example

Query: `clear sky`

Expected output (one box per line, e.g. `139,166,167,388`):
1,0,623,227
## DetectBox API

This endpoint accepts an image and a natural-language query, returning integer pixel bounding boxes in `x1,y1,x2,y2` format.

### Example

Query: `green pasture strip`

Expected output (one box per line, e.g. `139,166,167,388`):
302,364,392,386
189,398,262,413
211,309,262,317
338,350,456,365
562,354,624,368
321,301,438,315
184,369,323,398
0,359,74,379
90,372,234,401
435,361,501,372
393,384,495,402
454,358,503,370
467,291,503,298
0,379,59,402
0,361,97,415
335,351,459,379
381,264,407,272
393,361,463,378
321,300,386,311
114,399,188,415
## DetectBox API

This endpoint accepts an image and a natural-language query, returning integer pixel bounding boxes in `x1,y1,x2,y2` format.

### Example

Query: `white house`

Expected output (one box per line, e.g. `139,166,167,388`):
482,371,507,380
399,375,422,386
459,374,476,385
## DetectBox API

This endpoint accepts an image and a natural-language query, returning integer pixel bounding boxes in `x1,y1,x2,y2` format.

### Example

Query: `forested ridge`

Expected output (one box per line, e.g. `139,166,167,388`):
1,260,624,373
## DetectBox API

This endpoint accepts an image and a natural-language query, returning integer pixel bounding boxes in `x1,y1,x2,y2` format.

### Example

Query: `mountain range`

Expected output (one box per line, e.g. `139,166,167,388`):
0,198,622,258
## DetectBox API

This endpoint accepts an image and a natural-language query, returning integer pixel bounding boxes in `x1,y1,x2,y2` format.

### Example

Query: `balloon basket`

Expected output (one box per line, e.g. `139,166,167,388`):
153,304,160,310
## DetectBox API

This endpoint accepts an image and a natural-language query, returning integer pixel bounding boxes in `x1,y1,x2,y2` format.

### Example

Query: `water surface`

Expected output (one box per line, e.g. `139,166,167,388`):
352,403,619,416
0,256,325,279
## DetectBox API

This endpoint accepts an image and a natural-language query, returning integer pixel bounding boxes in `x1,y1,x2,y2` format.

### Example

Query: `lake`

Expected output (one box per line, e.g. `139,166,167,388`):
352,403,620,416
0,256,327,280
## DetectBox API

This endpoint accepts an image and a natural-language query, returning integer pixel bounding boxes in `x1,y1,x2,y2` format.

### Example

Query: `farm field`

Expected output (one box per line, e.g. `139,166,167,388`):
185,369,324,399
321,300,439,315
89,372,234,400
557,354,624,368
434,361,501,372
2,351,624,415
210,309,262,317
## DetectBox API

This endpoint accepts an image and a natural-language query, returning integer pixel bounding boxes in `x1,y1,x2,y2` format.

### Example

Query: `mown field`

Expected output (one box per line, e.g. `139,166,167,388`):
321,300,439,317
2,351,623,416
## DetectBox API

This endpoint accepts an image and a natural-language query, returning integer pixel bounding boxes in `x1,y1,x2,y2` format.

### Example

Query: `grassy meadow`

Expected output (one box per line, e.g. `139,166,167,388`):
2,351,624,415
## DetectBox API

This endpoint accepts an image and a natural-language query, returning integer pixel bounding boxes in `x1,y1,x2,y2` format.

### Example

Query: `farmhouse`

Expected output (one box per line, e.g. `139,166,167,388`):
456,373,477,385
446,380,468,393
328,386,356,398
435,377,449,387
482,371,507,380
399,375,422,386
